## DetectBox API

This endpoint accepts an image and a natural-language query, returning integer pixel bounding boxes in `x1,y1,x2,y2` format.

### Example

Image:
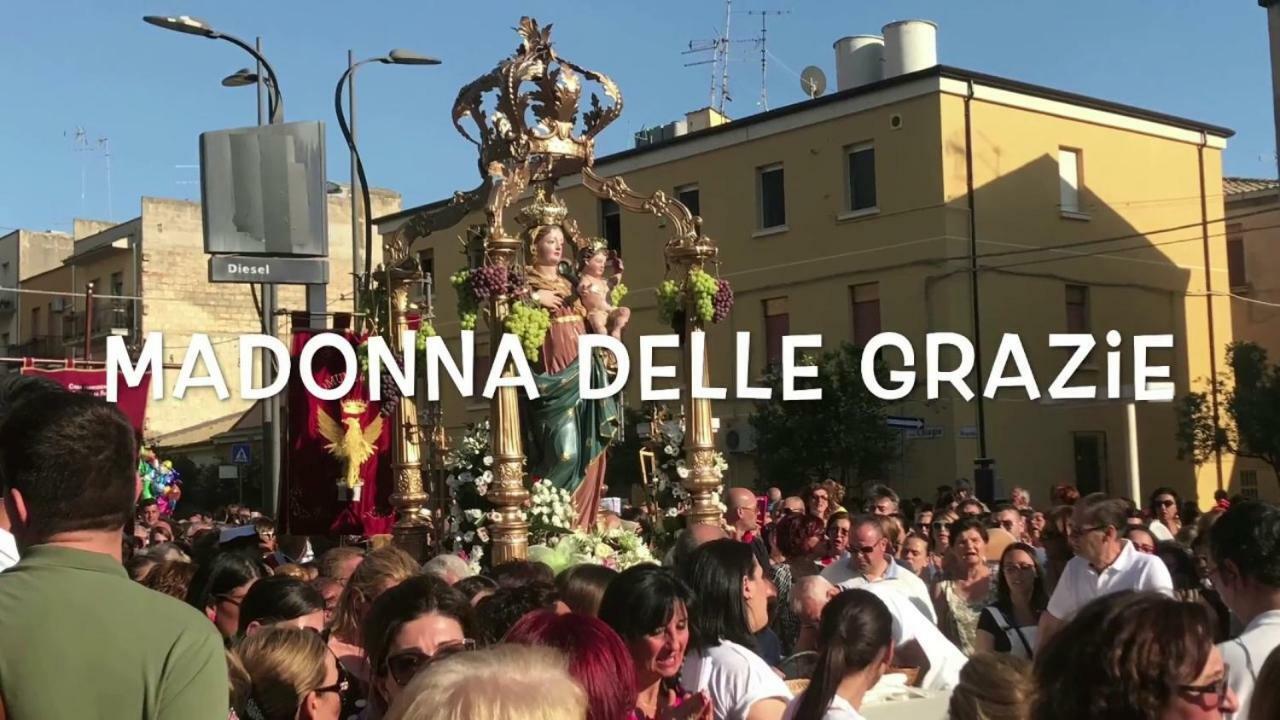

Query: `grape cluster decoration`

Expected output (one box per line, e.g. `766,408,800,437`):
451,264,551,363
504,302,552,363
655,269,734,331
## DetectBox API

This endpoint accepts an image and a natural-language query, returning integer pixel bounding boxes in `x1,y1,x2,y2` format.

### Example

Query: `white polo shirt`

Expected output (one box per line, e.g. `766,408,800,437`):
1046,540,1174,621
1218,609,1280,720
822,557,938,625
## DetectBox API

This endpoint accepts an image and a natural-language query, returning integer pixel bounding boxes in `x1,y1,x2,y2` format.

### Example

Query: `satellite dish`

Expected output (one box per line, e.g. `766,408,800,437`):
800,66,827,99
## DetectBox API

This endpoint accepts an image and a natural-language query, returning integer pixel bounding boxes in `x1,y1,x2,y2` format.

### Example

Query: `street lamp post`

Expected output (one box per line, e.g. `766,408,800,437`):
144,15,288,516
333,49,441,330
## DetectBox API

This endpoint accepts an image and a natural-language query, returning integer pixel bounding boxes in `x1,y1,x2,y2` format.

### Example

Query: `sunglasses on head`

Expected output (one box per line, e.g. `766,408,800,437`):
386,640,476,686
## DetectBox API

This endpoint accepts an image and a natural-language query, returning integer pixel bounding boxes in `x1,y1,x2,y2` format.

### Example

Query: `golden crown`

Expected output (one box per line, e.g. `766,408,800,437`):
514,185,570,231
340,399,368,416
452,17,623,180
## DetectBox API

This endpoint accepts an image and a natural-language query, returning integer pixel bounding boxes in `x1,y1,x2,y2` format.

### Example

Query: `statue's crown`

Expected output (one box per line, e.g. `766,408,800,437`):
452,17,622,179
340,399,368,416
514,186,569,231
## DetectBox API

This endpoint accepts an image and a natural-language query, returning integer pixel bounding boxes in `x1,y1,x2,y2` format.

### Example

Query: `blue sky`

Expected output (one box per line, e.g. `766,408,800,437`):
0,1,1273,232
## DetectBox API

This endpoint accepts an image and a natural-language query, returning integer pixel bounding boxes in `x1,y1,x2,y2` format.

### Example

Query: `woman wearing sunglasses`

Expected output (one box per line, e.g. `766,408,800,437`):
361,574,474,717
234,625,346,720
1148,486,1183,542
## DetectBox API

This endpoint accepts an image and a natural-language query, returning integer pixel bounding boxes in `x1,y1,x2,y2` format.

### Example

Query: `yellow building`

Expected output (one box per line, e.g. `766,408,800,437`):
379,54,1250,507
14,190,401,442
1224,178,1280,501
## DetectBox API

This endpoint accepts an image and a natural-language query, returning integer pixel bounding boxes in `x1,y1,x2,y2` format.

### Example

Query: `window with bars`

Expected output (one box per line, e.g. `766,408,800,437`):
1241,469,1259,500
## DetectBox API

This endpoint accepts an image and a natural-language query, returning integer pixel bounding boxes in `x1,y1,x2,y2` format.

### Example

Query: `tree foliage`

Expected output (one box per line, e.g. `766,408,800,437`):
1176,341,1280,483
749,342,896,494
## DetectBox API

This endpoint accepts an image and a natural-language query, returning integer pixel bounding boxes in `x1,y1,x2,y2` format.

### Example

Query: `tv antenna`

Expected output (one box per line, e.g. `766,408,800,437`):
744,8,790,110
683,0,752,114
66,127,92,216
97,137,113,220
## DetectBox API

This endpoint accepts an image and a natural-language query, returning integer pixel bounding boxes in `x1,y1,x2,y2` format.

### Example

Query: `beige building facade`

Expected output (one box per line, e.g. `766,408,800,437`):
13,189,401,441
380,62,1259,507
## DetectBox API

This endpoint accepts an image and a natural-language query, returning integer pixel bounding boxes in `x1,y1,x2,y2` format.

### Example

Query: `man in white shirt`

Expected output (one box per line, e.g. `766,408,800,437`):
1208,500,1280,720
1039,492,1174,647
821,515,937,624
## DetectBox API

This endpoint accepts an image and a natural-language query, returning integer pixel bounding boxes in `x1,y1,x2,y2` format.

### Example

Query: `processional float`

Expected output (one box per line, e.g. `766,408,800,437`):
378,18,725,564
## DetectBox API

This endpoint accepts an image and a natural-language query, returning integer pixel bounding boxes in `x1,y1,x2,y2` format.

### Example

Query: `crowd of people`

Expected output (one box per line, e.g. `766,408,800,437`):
1,374,1279,720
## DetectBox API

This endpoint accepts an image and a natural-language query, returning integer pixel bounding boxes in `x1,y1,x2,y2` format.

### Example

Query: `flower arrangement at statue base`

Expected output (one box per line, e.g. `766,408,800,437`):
645,406,730,521
138,447,181,515
440,420,498,574
529,526,656,574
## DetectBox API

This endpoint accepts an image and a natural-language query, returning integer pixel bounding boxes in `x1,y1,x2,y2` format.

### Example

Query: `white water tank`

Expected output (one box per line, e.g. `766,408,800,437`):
882,20,938,78
832,35,884,91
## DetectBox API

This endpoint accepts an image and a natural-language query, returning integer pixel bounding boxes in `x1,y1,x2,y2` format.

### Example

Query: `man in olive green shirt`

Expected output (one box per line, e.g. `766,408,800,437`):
0,388,228,718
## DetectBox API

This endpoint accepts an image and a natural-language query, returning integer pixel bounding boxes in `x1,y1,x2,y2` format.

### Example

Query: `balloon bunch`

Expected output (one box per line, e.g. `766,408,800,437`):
138,447,182,515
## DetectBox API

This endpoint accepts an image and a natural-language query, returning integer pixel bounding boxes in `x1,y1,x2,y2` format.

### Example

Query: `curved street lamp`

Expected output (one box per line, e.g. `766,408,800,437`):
334,49,442,317
143,15,285,124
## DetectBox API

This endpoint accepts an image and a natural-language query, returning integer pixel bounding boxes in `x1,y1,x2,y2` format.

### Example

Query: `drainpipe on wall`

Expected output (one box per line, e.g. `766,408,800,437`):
964,80,990,479
1197,132,1225,493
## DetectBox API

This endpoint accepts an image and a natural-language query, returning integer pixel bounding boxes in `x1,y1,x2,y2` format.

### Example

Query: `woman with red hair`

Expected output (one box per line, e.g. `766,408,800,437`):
504,609,636,720
769,513,826,655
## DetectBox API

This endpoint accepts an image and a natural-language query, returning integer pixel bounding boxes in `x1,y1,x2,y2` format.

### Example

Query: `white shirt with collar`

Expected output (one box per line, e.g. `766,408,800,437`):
1046,539,1174,622
1149,519,1176,542
1218,608,1280,720
821,556,938,624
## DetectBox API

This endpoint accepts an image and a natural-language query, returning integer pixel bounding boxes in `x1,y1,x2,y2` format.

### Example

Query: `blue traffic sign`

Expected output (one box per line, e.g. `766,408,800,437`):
231,443,252,465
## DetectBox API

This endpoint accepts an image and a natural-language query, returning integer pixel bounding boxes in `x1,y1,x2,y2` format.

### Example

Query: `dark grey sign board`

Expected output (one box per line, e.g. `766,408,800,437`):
200,121,329,257
208,255,329,285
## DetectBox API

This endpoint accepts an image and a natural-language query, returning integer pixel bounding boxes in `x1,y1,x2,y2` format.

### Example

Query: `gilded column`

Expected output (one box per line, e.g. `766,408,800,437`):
388,273,431,561
483,234,530,564
672,248,722,526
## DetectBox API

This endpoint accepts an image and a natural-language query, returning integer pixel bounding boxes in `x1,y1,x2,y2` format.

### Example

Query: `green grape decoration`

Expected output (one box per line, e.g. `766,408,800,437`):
656,280,681,326
504,302,552,364
610,281,628,307
688,269,719,324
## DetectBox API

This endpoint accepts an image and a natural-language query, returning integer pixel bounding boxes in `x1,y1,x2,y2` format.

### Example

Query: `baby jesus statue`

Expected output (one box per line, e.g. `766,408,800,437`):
577,240,631,340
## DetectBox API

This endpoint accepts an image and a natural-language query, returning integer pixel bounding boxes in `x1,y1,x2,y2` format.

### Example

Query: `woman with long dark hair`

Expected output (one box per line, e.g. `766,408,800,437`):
599,565,710,720
187,551,266,640
238,575,327,636
678,539,790,720
975,543,1047,660
787,589,894,720
362,574,473,717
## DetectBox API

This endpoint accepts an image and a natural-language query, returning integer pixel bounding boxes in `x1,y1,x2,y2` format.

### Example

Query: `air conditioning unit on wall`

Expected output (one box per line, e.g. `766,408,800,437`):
722,420,757,454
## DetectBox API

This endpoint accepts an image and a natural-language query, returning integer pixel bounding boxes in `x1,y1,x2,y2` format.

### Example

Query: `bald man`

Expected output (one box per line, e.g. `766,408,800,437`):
724,486,772,574
790,576,839,652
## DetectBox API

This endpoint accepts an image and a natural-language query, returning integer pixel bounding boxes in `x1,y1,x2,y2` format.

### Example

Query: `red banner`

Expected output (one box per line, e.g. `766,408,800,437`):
19,362,150,433
281,330,395,538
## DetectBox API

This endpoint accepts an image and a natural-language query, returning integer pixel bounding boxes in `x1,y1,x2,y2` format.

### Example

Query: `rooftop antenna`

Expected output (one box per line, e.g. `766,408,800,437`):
744,8,790,110
682,0,750,113
97,137,112,220
65,127,93,216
